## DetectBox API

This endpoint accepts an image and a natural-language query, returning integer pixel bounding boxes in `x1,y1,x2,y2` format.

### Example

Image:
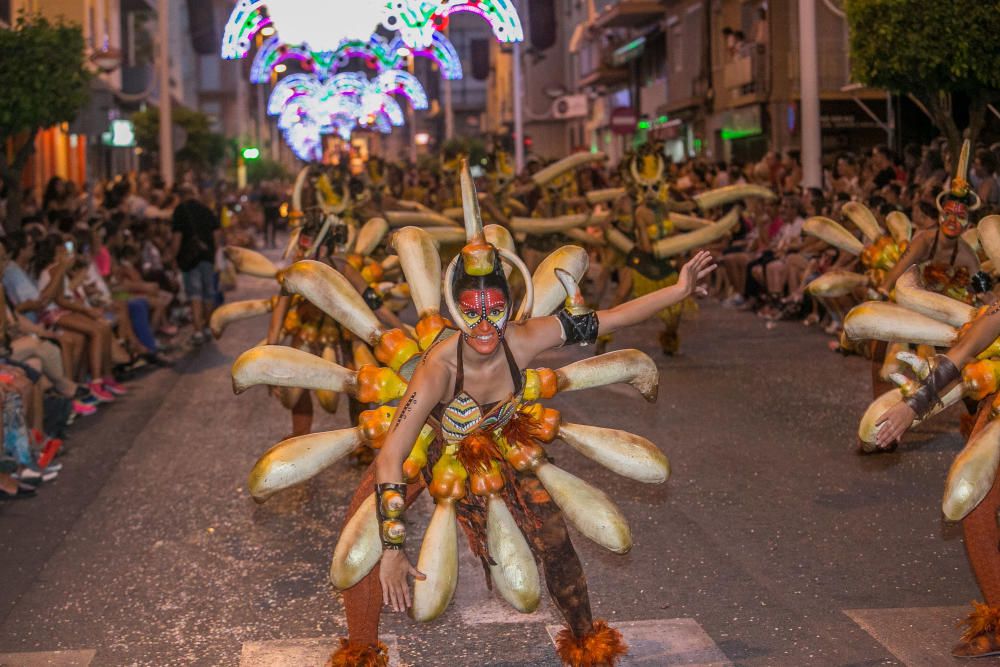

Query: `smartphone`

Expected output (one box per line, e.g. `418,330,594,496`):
64,241,75,255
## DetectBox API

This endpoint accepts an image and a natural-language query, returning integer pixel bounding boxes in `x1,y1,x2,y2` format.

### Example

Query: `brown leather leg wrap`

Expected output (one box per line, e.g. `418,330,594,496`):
290,390,313,437
962,399,1000,606
340,464,424,647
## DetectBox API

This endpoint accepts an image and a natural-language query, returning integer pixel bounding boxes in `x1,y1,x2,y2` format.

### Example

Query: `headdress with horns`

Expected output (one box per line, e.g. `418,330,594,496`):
937,139,982,214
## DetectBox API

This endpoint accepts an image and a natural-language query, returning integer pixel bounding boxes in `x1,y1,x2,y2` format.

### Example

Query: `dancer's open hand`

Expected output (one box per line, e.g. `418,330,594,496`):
379,549,426,612
875,401,915,449
677,250,717,298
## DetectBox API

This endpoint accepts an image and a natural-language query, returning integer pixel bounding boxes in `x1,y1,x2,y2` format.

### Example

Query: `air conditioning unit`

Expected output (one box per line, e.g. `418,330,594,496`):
551,94,589,120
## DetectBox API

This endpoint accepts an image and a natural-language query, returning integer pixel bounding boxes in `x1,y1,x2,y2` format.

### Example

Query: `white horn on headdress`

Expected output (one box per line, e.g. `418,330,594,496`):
248,428,364,502
557,422,669,484
977,215,1000,269
330,494,381,590
460,160,485,243
692,183,776,211
844,302,958,347
806,271,869,298
280,260,384,346
354,217,390,257
209,298,273,339
652,207,740,259
943,418,1000,521
393,226,442,319
531,151,607,187
885,211,913,245
224,247,279,279
487,497,540,613
553,349,659,402
231,344,358,395
894,266,975,327
803,217,864,256
530,246,589,317
842,202,885,243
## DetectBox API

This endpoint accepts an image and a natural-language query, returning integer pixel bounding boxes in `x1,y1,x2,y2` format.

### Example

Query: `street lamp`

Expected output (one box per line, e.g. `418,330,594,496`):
90,45,123,74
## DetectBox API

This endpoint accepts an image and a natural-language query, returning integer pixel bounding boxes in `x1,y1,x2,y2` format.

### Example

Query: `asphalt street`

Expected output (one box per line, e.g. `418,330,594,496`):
0,257,981,666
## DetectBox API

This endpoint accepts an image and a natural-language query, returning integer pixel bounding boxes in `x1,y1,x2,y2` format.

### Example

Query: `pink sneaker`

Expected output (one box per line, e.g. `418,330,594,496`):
102,377,128,396
89,381,115,403
72,399,98,416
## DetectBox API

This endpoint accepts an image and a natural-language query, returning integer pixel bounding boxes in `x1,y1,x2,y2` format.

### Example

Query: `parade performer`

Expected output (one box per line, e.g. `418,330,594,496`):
230,161,715,666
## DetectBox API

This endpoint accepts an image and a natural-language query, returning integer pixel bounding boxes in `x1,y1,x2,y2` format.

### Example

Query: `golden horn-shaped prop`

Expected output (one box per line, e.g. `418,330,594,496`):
354,217,390,257
530,245,589,317
585,187,625,205
692,183,776,211
894,266,975,327
943,418,1000,521
557,422,669,484
652,207,740,259
232,344,357,394
224,246,279,279
605,227,635,254
315,345,341,414
509,213,592,235
803,217,865,256
806,270,869,298
878,342,909,382
564,228,607,247
844,302,958,346
209,298,272,339
393,226,442,319
977,215,1000,268
535,462,631,553
487,496,541,613
555,349,659,401
485,224,516,279
669,213,712,231
858,384,965,448
412,500,459,622
460,160,485,243
886,211,913,245
281,260,384,345
842,201,885,243
248,428,363,502
330,494,381,590
385,210,461,228
353,339,378,368
531,151,607,187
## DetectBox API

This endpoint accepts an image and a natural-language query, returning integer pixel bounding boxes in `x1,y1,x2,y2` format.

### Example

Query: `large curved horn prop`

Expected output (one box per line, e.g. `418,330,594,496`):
530,246,589,317
886,211,913,245
354,217,390,257
393,226,442,318
412,500,459,622
509,213,592,235
557,422,669,483
842,202,885,243
895,266,975,327
605,227,635,254
554,349,658,401
330,494,381,590
564,228,607,247
292,165,309,214
315,346,342,414
693,183,776,211
385,211,461,228
844,302,958,346
422,226,467,245
670,213,713,231
487,497,540,613
209,298,272,339
652,207,740,259
977,215,1000,269
803,217,865,256
280,260,384,345
535,462,632,553
943,418,1000,521
962,227,979,252
806,271,869,298
224,246,279,279
248,428,363,502
585,187,626,205
858,385,964,448
531,151,607,187
231,344,357,394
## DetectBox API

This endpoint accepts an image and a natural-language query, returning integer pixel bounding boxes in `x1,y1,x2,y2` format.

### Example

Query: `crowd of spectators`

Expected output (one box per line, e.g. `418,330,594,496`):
0,171,267,500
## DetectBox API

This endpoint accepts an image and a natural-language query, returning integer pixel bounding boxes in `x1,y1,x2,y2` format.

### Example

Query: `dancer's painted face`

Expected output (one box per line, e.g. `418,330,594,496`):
939,200,969,238
458,287,508,354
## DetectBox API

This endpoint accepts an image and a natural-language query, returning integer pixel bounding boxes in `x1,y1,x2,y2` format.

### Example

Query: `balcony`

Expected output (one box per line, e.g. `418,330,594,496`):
594,1,665,30
721,46,768,99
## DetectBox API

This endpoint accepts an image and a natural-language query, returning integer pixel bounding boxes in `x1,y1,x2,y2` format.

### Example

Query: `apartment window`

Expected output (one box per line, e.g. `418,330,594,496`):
0,0,11,26
638,30,666,85
670,19,683,74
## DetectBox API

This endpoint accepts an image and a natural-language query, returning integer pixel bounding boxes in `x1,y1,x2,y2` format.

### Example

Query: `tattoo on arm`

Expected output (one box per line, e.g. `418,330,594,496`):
396,392,418,425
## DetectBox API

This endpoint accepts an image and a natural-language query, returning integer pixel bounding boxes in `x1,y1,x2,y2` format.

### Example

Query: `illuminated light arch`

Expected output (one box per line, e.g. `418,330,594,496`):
221,0,270,59
371,70,428,110
249,36,315,83
382,0,524,49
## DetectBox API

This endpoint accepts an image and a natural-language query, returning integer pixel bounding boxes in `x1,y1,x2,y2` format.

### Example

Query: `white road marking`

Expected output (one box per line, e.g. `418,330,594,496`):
844,606,967,666
240,635,402,667
0,650,96,667
546,618,731,666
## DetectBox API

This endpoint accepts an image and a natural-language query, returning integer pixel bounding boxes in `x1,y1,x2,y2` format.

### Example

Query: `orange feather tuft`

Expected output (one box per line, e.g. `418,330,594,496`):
959,601,1000,643
554,620,628,667
325,639,389,667
455,432,503,473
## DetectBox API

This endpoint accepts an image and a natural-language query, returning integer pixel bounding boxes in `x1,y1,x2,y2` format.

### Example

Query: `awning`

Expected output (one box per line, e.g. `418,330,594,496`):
594,1,665,30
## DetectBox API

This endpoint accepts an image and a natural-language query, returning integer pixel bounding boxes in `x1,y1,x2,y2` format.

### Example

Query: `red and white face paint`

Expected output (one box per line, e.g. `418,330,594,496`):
939,200,969,239
458,287,509,354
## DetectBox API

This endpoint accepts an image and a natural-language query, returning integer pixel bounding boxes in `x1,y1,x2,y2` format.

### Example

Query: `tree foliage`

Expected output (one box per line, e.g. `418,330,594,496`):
0,13,91,229
846,0,1000,153
132,105,230,172
247,157,287,184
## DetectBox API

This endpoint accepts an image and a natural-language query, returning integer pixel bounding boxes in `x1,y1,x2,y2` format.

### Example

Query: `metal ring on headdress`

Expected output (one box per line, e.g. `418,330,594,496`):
443,246,534,336
936,189,982,213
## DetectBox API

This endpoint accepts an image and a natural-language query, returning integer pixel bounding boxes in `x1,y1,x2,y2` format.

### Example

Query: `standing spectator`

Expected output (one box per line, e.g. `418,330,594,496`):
260,181,282,249
170,186,222,345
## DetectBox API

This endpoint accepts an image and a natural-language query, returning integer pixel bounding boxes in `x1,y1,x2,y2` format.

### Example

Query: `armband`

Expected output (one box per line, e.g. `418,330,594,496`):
363,286,384,311
972,270,994,295
903,355,960,419
556,309,600,347
375,482,406,550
